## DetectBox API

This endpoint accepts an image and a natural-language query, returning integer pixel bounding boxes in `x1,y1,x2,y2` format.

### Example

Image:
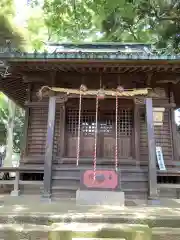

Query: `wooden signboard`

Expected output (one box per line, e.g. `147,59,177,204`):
153,107,165,126
80,170,119,190
156,146,166,171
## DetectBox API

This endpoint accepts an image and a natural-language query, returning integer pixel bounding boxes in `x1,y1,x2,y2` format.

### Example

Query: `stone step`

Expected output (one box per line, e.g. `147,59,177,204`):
1,223,180,239
0,223,151,240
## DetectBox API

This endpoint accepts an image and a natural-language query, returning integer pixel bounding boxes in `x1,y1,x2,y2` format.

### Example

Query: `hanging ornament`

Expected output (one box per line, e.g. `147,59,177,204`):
97,88,105,100
80,84,88,92
116,85,124,93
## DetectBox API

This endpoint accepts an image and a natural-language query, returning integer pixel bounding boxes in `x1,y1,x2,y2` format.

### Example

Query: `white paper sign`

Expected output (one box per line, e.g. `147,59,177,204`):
156,146,166,171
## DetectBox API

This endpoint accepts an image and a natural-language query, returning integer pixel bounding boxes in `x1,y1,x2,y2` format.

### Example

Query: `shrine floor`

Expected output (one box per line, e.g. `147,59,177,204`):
0,195,180,239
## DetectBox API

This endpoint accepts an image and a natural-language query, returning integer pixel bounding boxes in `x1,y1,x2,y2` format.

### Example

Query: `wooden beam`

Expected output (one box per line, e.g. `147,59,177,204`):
157,184,180,189
42,94,56,200
23,75,48,83
146,98,158,199
24,101,48,107
153,103,176,108
134,100,140,166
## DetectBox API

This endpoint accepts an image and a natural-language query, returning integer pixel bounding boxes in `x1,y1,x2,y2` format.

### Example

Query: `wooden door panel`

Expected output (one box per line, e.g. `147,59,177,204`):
66,136,77,157
118,137,131,158
81,137,94,157
103,137,131,158
103,137,115,158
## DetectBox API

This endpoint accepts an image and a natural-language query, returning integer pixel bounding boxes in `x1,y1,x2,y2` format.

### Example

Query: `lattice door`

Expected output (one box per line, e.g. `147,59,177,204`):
66,108,96,157
66,102,133,158
100,108,133,158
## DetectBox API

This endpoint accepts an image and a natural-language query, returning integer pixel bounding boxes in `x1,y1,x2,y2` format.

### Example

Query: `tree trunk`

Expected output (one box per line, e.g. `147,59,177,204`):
3,99,16,167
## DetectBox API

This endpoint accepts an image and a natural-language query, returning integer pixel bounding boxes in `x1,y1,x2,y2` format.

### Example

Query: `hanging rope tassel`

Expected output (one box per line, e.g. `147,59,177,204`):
93,95,99,180
115,93,118,171
76,92,82,166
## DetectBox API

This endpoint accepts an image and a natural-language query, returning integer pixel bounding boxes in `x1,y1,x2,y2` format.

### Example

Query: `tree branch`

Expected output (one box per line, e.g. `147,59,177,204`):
158,16,180,21
128,26,138,41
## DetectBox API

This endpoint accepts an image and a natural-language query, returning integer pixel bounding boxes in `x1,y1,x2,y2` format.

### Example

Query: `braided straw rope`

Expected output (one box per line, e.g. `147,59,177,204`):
38,86,150,97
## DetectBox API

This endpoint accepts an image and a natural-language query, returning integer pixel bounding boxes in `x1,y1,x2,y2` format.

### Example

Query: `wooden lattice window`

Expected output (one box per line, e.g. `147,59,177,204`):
118,108,133,136
66,108,132,137
100,108,132,136
67,109,96,136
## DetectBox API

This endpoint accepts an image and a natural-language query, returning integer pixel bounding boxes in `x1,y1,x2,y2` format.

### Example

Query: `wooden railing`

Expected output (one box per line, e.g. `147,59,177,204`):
0,167,44,196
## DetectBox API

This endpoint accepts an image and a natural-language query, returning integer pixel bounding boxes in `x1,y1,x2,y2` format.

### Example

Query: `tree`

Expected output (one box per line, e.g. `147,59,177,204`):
0,0,25,167
43,0,96,42
0,0,24,49
0,93,8,146
41,0,180,53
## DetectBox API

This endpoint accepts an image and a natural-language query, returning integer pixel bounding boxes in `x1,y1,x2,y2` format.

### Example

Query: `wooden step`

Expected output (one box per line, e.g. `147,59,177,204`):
52,176,79,180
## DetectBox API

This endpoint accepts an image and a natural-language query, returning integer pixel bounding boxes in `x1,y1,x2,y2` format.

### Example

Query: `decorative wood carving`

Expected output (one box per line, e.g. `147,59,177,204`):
148,88,166,98
56,94,68,104
134,97,145,105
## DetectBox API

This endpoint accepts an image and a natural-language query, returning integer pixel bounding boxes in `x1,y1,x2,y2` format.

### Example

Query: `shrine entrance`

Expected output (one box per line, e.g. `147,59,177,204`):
65,98,133,160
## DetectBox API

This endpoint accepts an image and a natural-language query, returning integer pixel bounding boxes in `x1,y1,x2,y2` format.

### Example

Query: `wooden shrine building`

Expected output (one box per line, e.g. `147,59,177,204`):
0,43,180,202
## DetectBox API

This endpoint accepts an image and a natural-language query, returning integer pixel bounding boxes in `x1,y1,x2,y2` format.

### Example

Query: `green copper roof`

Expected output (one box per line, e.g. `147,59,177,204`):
45,42,152,54
0,43,180,61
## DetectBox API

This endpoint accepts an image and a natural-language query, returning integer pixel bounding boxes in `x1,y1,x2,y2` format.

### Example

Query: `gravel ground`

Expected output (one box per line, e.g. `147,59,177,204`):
0,195,179,239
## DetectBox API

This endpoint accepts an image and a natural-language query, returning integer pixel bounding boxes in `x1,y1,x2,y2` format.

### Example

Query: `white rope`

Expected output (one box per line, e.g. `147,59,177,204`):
76,92,82,166
93,95,99,180
115,93,118,171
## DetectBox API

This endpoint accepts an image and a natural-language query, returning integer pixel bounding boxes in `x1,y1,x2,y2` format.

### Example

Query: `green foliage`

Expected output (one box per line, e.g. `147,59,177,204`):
0,0,15,16
39,0,180,52
0,93,24,153
26,15,45,50
0,15,24,48
43,0,96,41
13,108,24,153
0,1,25,155
0,0,24,49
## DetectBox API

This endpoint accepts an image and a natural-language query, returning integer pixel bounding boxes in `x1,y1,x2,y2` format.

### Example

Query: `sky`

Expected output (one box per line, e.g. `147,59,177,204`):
14,0,44,26
14,0,29,26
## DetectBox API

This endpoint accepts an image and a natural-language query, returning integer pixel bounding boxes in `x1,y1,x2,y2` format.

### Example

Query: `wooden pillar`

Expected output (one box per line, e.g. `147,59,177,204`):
169,90,178,161
10,171,20,196
59,102,65,158
145,98,158,199
42,94,56,200
134,99,140,167
171,108,178,161
57,94,68,159
21,83,31,158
